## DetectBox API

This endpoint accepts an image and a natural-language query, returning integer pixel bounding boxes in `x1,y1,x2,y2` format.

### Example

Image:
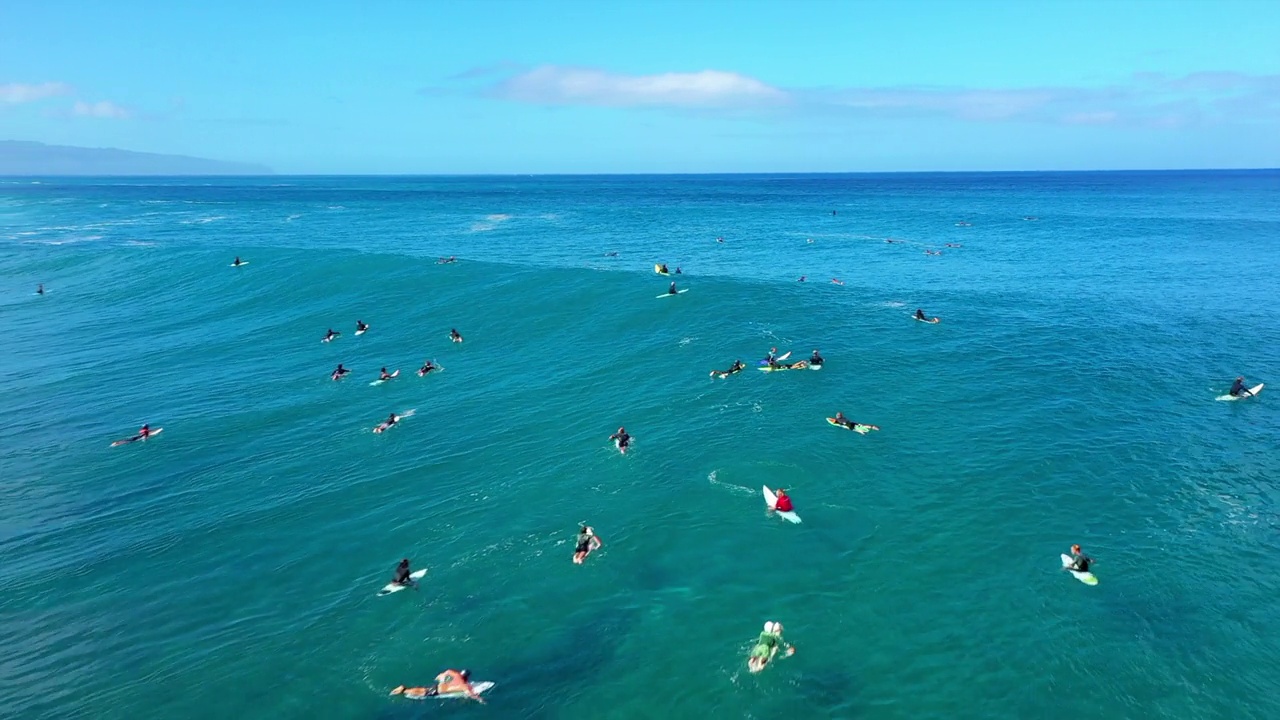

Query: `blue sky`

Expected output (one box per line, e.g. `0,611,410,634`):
2,0,1278,173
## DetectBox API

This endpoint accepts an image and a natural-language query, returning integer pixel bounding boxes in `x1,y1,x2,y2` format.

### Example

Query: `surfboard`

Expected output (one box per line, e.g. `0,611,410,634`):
762,486,801,524
614,437,630,454
654,264,669,275
370,370,400,386
657,289,688,298
758,351,792,365
373,409,415,433
914,316,940,324
321,334,339,343
826,417,874,434
355,328,367,336
810,363,823,371
1217,383,1264,401
111,427,163,447
1061,554,1097,585
759,362,808,372
230,262,249,267
377,568,427,596
438,681,496,699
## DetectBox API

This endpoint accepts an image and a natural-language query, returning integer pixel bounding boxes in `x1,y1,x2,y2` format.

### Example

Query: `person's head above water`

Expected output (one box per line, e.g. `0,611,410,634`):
1071,544,1081,553
764,621,774,633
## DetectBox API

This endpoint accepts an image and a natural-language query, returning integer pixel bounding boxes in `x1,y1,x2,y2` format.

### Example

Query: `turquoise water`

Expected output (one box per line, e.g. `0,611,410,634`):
2,172,1278,719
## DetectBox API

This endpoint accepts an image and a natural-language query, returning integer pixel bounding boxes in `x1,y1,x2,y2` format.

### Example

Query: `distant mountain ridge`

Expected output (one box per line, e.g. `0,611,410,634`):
0,141,272,175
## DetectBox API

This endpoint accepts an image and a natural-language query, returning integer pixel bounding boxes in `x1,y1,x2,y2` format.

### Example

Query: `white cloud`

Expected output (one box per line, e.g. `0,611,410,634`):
73,100,130,119
0,82,72,104
490,66,788,108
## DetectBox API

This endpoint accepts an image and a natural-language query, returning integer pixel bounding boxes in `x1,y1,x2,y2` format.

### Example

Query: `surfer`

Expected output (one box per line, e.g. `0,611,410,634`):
417,360,437,376
668,281,678,295
773,489,794,513
450,328,463,343
675,267,683,274
915,308,939,322
832,411,878,432
390,669,485,703
573,525,603,564
711,360,746,378
115,424,152,444
748,621,795,673
1230,376,1254,397
764,347,779,366
331,363,350,380
373,413,399,433
391,558,414,586
831,278,844,285
37,283,44,295
323,329,339,342
798,276,806,282
658,263,669,274
233,256,243,266
609,426,631,453
437,256,457,264
1067,544,1092,573
378,367,395,382
716,236,724,243
356,320,369,334
810,349,824,367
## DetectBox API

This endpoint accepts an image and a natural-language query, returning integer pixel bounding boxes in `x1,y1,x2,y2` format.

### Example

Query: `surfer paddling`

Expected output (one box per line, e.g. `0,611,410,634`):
331,363,350,380
378,367,397,382
112,424,153,446
323,328,340,343
417,360,438,376
355,320,369,334
711,360,746,378
373,413,400,433
390,669,486,704
449,328,463,343
573,525,603,564
831,411,878,432
915,308,939,323
609,427,632,454
748,621,796,673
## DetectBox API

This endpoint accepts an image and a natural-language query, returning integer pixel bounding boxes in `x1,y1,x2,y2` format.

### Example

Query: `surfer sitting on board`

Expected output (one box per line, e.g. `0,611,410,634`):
373,413,399,434
609,427,632,453
573,525,603,564
711,360,746,378
450,328,463,343
233,256,243,266
668,281,678,295
658,263,669,274
390,669,485,703
379,367,395,382
810,349,824,367
356,320,369,333
391,558,413,586
772,489,794,513
764,347,779,367
1067,544,1092,573
418,360,437,376
748,621,795,673
323,329,339,342
1230,376,1254,397
37,283,44,295
331,364,350,381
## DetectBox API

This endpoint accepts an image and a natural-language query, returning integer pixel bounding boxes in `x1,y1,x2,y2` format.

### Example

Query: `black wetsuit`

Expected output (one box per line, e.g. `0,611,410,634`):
1230,379,1247,396
576,534,593,553
611,432,630,449
394,563,411,584
811,353,824,366
1071,555,1092,572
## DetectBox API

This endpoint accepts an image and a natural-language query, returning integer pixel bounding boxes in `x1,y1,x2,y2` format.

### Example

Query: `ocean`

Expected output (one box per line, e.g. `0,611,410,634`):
1,172,1277,719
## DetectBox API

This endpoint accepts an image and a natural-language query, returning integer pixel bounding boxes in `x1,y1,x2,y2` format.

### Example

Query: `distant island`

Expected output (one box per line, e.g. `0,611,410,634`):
0,141,272,176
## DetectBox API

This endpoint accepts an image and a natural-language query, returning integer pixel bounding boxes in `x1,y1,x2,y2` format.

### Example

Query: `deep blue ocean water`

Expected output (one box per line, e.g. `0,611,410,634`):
1,172,1278,719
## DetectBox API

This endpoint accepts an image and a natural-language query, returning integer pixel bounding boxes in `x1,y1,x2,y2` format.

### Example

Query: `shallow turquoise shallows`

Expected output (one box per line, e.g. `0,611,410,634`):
2,173,1278,720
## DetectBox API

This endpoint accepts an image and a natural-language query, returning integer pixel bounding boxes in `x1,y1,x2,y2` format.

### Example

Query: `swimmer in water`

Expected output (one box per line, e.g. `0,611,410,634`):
449,328,463,343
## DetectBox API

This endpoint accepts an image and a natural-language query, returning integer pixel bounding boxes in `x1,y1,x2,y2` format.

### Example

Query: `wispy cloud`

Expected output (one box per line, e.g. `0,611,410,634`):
73,100,131,119
486,66,789,109
465,66,1280,127
1,81,72,104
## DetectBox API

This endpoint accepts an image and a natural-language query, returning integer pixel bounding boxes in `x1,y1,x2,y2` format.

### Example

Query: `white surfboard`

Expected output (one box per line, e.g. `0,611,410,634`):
1217,383,1263,401
914,316,940,324
377,568,427,596
373,409,416,433
355,328,367,336
370,370,400,386
762,486,801,524
810,363,823,371
758,351,792,365
230,262,249,267
657,289,689,298
1061,554,1098,585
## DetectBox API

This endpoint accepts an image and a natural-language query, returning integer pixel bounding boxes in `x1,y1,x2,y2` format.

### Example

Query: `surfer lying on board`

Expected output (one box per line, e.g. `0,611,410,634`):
810,349,824,367
437,256,457,264
832,411,878,432
711,360,746,378
915,308,939,322
115,424,152,444
772,489,794,513
610,427,632,453
1230,376,1254,397
668,281,678,294
418,360,437,376
331,364,350,380
323,328,339,342
356,320,369,333
1067,545,1092,573
373,413,400,433
390,669,485,703
748,621,796,673
450,328,463,343
573,525,603,564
